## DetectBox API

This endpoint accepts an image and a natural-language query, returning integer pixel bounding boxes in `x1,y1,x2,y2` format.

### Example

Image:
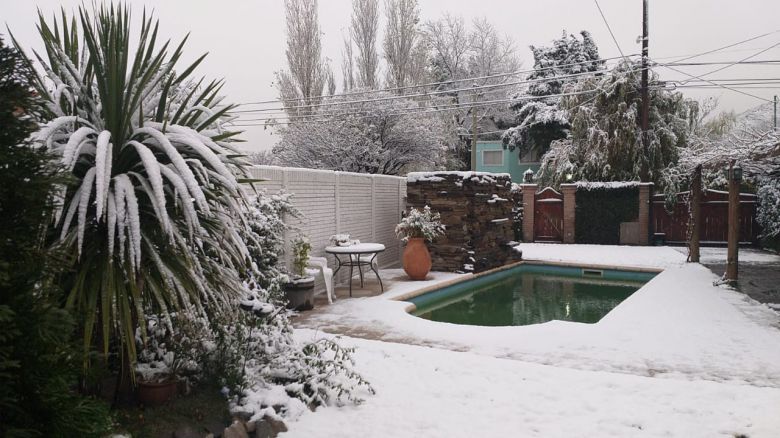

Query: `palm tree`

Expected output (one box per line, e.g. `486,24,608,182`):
14,4,252,369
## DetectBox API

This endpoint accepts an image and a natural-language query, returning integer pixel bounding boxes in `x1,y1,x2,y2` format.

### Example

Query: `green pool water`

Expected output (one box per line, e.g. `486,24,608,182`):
409,264,652,327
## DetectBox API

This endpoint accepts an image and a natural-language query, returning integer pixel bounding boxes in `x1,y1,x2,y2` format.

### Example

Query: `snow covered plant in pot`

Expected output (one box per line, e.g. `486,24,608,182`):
285,235,316,310
395,206,445,280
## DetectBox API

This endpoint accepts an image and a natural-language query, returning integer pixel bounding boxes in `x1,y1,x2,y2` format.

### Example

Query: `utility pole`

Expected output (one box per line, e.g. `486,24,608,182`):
726,161,742,283
774,95,778,131
689,164,702,263
471,100,478,171
640,0,650,181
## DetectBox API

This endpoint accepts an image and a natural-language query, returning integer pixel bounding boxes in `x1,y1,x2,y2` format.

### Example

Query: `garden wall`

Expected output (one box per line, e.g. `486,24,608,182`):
246,166,406,286
406,172,521,273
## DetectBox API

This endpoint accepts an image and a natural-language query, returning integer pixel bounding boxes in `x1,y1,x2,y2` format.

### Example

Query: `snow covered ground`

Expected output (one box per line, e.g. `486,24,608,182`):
289,244,780,437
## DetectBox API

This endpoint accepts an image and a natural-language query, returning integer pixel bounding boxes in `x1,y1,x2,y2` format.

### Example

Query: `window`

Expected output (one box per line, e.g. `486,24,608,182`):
482,150,503,166
518,148,539,164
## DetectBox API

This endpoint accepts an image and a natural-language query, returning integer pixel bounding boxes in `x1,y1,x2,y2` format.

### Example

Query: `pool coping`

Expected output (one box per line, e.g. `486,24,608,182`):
394,259,665,313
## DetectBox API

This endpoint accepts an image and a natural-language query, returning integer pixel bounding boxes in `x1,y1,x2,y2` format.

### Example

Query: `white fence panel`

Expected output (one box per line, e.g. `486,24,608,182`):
246,165,406,289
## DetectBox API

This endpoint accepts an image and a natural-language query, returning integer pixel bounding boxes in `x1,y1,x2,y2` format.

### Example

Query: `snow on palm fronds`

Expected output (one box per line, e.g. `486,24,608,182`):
15,4,250,362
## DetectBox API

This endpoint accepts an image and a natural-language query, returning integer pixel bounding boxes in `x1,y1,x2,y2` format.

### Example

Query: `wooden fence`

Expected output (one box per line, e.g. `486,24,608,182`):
651,189,759,244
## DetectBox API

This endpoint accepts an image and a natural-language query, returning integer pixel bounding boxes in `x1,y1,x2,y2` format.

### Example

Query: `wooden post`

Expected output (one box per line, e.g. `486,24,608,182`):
688,165,702,263
726,162,740,282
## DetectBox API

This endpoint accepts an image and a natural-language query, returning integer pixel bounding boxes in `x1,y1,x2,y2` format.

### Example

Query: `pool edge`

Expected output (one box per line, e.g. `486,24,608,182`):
395,259,664,313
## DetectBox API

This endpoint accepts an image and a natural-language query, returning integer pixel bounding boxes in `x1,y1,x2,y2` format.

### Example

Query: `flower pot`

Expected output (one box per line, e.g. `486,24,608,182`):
284,276,316,310
137,379,177,406
402,237,432,280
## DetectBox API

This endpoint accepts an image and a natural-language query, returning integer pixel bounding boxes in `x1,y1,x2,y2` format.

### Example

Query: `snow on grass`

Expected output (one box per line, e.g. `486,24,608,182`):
286,332,780,438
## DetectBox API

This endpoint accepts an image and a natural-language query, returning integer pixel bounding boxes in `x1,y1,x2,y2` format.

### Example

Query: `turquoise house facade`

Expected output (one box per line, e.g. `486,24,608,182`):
475,141,540,183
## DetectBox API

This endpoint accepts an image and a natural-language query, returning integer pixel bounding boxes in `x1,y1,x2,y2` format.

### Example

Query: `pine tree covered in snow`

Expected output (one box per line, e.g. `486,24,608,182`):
502,31,605,160
273,91,447,174
537,61,699,188
16,5,252,366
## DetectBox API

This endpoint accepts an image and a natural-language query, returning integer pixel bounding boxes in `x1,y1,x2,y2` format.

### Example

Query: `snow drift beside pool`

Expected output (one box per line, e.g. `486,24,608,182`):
295,244,780,386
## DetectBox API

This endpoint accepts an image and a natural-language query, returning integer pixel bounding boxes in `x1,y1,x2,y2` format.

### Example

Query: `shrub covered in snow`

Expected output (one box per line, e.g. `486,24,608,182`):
134,191,373,422
757,178,780,240
396,206,446,242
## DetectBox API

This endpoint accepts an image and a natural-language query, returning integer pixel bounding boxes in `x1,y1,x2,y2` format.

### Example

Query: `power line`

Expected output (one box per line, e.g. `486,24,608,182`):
233,66,631,116
678,40,780,85
594,0,628,62
652,58,774,103
658,29,780,64
236,54,633,107
227,88,605,128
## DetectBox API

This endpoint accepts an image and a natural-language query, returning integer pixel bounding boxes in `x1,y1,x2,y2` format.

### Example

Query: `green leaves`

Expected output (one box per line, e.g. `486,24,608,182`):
27,3,250,373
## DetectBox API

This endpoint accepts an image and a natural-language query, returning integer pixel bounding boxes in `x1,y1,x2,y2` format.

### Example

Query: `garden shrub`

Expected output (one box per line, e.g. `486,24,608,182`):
575,185,640,244
0,35,111,437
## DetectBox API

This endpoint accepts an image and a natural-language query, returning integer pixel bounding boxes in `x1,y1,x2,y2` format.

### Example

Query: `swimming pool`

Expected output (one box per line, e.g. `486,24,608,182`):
408,263,657,327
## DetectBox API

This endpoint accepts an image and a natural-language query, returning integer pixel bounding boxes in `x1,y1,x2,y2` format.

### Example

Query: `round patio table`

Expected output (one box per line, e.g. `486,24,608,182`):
325,243,385,297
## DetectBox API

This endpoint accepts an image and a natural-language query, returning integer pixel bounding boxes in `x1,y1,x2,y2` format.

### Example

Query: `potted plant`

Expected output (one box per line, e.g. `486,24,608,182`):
395,206,445,280
134,314,206,405
284,235,316,310
134,317,180,405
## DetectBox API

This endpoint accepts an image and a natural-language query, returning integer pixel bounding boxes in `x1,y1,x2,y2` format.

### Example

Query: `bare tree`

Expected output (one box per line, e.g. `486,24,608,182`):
425,14,470,82
326,63,337,96
341,34,356,92
383,0,422,89
423,15,520,169
351,0,380,88
273,92,447,174
278,0,327,115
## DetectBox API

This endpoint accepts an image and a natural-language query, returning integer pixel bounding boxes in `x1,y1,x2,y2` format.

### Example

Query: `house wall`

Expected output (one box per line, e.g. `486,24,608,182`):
475,141,540,183
245,166,406,287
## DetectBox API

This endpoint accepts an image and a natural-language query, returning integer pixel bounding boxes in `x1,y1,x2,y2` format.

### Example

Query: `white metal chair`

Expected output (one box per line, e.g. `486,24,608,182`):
308,256,334,304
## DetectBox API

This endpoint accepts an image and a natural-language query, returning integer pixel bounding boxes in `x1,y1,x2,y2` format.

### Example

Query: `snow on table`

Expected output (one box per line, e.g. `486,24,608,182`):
287,332,780,438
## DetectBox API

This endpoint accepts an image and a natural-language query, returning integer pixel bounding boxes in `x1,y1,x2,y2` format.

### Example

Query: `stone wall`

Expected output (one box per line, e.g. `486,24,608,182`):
406,172,521,273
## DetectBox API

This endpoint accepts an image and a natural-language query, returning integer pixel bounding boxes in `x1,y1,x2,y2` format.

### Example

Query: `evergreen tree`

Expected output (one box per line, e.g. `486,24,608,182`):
0,35,111,438
503,31,604,160
537,61,699,188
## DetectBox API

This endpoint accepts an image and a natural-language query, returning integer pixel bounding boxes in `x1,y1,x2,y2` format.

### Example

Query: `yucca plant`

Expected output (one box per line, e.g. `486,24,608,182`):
13,4,252,371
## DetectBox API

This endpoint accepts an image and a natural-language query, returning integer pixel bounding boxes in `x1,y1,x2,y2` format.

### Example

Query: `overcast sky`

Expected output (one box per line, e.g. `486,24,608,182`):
4,0,779,152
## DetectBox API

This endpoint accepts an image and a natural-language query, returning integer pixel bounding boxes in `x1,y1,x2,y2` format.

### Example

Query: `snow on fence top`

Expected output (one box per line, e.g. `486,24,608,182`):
574,181,644,190
407,171,511,184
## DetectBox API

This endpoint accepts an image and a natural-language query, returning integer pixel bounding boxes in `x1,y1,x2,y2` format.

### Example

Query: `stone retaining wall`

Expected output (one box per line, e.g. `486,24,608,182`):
406,172,521,273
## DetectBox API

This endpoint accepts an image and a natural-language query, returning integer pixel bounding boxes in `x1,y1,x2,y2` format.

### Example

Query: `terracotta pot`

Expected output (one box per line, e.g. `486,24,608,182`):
137,379,177,406
402,237,432,280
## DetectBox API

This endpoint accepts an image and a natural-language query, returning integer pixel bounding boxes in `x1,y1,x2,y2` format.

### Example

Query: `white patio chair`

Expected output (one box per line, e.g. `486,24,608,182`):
308,256,334,304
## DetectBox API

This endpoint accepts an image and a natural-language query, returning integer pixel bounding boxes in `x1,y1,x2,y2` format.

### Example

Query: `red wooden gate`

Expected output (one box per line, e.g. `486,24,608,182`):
534,187,564,242
651,189,759,244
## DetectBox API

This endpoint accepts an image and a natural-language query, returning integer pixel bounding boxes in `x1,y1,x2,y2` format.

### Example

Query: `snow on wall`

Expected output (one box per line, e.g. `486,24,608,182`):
246,166,406,287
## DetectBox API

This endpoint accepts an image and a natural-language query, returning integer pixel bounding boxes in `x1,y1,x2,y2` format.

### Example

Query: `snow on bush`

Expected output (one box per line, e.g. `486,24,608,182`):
395,206,446,242
757,178,780,239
